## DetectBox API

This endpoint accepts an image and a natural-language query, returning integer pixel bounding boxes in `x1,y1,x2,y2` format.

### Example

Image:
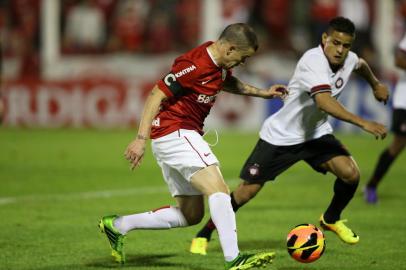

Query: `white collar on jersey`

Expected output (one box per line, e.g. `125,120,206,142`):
206,47,219,67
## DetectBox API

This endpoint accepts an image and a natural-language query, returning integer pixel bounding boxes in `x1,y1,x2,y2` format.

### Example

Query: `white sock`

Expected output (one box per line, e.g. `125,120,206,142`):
113,205,188,234
208,192,239,261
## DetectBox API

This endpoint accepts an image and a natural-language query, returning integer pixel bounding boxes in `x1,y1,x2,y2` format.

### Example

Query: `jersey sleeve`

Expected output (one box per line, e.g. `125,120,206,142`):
157,60,199,98
347,51,361,70
299,54,332,97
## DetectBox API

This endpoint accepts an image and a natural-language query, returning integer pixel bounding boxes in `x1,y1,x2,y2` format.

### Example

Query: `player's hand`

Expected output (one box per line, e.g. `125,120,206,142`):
263,84,288,99
372,83,389,105
124,139,146,170
361,120,387,140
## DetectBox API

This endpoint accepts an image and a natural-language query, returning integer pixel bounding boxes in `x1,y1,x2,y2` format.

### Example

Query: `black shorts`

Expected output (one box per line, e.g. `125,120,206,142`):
391,109,406,136
240,134,351,183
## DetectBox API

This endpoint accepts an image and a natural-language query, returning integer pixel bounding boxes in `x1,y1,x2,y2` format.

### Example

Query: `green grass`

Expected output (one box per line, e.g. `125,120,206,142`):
0,128,405,270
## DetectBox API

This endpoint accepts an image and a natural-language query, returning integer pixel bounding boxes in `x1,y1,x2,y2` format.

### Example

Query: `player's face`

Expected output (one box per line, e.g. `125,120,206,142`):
223,47,256,69
322,30,354,66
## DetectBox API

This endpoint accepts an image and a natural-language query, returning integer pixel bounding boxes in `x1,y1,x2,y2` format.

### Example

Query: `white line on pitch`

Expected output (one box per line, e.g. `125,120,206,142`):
0,179,240,206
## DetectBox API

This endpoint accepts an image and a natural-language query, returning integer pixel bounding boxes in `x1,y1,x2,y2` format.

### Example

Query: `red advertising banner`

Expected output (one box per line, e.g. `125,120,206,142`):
1,78,265,130
2,78,154,128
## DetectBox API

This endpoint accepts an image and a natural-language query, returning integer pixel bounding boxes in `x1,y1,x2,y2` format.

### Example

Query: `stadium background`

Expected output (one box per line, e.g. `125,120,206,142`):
1,1,406,270
1,0,403,131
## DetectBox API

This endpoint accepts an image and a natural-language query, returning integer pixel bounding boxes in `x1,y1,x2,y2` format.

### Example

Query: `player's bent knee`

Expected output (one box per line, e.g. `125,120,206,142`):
340,167,360,183
183,210,204,225
237,188,259,203
236,182,262,203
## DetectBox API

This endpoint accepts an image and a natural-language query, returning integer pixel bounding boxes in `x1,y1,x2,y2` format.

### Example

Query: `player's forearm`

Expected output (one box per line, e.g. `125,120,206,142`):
354,58,380,89
223,76,265,97
241,83,268,97
316,95,366,128
136,86,167,139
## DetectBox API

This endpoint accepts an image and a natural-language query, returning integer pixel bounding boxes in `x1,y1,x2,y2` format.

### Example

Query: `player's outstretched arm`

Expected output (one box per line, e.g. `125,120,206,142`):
124,85,167,170
354,58,389,104
314,92,387,139
222,76,288,99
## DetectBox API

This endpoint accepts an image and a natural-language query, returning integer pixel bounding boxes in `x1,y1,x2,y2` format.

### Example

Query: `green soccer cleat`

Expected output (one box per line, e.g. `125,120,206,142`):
319,214,359,244
190,237,208,255
225,251,275,270
99,215,126,263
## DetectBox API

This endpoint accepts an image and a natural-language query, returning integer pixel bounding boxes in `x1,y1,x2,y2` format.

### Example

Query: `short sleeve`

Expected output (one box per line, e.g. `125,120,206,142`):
157,60,199,98
299,54,332,97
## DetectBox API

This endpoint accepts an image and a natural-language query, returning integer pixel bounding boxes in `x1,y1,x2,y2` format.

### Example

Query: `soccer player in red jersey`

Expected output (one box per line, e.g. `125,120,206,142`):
99,23,287,269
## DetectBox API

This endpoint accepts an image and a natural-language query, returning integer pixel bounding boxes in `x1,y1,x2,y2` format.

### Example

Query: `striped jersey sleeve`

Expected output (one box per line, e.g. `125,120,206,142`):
298,52,332,97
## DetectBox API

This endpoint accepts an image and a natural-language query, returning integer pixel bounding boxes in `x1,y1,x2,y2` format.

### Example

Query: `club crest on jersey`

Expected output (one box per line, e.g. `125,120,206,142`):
222,69,227,81
335,77,344,88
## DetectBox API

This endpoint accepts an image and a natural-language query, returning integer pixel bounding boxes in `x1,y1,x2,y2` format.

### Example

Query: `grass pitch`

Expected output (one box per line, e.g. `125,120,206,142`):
0,128,405,270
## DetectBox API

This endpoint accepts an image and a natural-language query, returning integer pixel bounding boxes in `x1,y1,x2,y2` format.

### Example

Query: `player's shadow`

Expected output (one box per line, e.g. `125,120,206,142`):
278,267,346,270
29,253,215,270
238,239,285,250
86,253,213,269
87,253,177,268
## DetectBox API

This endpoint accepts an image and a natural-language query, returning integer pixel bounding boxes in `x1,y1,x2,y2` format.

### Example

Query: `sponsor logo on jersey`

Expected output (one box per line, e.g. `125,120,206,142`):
163,65,197,88
197,94,217,104
152,117,160,127
174,65,197,78
164,73,176,87
201,79,212,85
335,77,344,88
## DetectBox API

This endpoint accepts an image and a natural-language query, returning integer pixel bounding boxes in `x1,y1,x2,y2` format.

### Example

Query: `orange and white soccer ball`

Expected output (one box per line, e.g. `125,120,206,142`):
287,223,325,263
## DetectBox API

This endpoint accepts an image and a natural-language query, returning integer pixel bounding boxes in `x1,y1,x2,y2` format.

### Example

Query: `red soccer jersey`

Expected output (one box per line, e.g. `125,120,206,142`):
150,41,231,139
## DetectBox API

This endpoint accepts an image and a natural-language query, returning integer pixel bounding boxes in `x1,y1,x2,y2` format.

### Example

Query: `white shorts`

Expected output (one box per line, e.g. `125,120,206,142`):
151,129,219,197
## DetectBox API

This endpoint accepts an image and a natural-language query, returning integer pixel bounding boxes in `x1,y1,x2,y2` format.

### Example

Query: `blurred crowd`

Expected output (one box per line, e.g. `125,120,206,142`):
1,0,406,78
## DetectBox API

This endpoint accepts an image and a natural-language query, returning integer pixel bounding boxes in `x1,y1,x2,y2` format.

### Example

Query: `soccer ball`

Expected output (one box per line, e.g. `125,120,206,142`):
286,223,325,263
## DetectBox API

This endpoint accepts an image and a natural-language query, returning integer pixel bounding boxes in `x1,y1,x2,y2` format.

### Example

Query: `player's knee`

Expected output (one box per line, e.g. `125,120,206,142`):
340,166,360,183
184,211,204,225
238,191,255,203
236,184,262,204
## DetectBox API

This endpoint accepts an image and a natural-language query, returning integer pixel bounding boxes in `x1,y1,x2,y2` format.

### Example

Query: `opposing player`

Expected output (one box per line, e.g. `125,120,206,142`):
190,17,389,255
98,23,287,269
364,32,406,204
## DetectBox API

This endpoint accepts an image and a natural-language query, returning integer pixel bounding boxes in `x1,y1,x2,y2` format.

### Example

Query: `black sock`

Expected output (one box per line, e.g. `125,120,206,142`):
230,192,243,212
367,149,396,188
196,192,242,240
324,178,358,223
